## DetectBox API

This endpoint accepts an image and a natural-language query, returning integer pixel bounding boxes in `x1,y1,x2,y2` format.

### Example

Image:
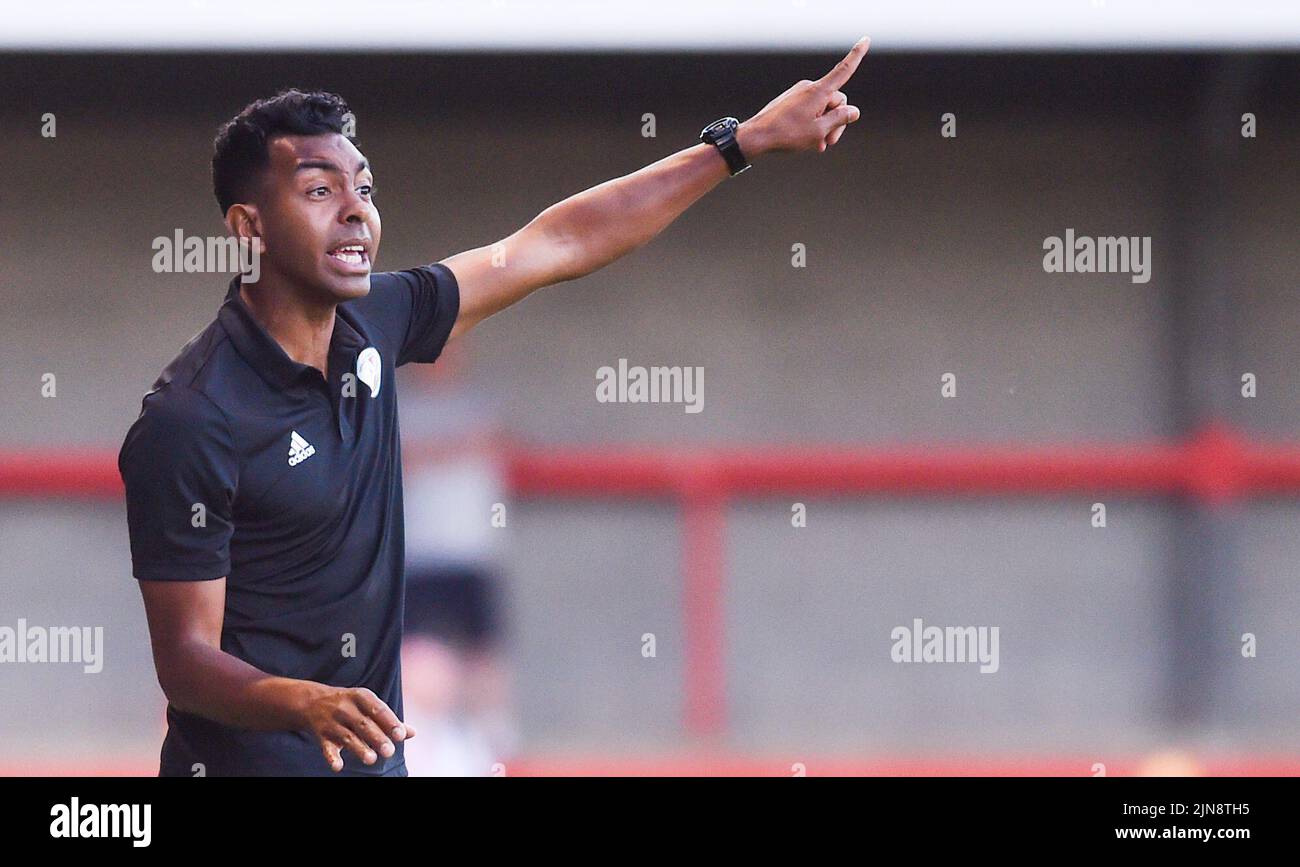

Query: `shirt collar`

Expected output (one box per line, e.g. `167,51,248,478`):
218,275,367,392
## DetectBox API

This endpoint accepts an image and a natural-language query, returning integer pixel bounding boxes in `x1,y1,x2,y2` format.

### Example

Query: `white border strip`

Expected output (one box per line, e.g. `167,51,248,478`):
4,1,1299,50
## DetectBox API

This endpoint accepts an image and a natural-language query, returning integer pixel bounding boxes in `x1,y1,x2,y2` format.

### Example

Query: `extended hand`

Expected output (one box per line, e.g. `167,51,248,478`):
301,684,417,772
738,36,869,157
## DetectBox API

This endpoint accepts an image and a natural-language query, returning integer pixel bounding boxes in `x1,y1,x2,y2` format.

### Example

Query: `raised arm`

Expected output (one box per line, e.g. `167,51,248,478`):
442,36,869,340
138,578,415,772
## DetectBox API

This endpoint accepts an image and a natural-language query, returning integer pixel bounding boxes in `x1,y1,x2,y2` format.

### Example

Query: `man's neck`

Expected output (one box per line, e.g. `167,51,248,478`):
238,275,336,378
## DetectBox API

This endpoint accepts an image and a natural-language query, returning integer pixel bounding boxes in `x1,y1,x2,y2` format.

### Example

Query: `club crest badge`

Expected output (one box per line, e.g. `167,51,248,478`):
357,347,382,397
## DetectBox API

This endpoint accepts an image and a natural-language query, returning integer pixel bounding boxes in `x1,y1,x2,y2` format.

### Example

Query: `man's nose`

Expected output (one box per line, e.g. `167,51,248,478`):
340,189,372,224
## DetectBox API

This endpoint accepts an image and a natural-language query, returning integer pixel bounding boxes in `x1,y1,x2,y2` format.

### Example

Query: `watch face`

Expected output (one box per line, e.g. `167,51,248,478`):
702,117,738,141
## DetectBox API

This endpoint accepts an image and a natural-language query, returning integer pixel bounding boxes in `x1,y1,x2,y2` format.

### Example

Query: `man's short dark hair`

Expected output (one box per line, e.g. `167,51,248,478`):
212,89,354,215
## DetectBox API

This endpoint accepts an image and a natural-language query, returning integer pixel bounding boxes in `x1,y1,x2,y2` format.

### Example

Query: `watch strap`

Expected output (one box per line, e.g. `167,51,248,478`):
701,117,751,176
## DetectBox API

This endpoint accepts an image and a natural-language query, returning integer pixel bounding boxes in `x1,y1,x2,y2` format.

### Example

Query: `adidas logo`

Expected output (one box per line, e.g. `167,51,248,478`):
287,430,316,467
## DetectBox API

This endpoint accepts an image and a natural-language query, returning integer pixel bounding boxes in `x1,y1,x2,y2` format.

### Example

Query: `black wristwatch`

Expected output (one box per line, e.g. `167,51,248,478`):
700,116,751,176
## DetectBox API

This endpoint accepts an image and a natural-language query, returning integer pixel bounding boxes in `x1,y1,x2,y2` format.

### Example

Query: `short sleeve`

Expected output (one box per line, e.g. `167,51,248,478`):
118,386,238,582
355,263,461,367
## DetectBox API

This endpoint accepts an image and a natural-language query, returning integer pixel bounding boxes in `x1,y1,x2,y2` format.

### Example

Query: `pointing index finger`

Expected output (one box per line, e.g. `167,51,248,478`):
818,36,870,90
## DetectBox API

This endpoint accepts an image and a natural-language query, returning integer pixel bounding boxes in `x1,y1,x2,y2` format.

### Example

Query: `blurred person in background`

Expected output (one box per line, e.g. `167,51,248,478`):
401,340,516,775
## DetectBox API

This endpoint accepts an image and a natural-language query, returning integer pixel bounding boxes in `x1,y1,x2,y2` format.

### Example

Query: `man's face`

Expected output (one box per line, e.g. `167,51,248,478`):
253,132,381,302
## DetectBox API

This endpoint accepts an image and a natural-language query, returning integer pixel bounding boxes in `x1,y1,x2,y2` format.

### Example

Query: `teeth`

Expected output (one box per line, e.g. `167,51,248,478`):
329,243,367,266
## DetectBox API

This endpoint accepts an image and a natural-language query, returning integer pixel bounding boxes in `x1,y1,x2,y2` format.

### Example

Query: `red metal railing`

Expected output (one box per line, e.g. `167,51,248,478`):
5,421,1300,737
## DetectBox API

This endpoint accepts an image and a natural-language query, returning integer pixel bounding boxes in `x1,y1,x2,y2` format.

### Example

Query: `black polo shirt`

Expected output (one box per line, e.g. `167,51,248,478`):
118,264,459,776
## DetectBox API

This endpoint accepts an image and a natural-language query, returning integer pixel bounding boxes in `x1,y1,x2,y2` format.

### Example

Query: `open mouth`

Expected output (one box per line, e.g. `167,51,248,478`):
327,242,371,271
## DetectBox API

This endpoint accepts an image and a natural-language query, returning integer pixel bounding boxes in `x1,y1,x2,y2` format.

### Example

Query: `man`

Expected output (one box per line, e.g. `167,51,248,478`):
118,37,868,776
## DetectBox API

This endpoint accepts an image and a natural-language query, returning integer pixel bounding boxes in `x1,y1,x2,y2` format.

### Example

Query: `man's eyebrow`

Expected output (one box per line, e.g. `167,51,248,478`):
294,159,370,174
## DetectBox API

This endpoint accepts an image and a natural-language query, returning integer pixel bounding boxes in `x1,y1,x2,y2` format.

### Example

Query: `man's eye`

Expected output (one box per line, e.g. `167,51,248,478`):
358,184,374,197
309,186,330,197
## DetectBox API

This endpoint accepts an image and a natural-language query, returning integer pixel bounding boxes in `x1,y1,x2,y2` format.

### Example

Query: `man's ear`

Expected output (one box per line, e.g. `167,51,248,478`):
225,204,266,255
